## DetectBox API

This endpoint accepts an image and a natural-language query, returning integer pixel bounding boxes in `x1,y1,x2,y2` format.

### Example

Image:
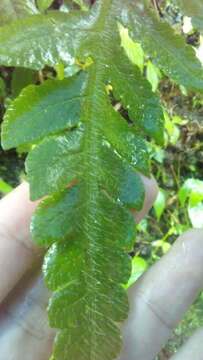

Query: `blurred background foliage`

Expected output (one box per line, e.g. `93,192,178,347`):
0,0,203,359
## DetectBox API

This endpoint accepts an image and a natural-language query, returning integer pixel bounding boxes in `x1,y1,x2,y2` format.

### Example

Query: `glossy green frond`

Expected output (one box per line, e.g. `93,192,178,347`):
119,0,203,92
54,314,122,360
2,72,87,149
175,0,203,35
0,2,102,69
0,0,39,25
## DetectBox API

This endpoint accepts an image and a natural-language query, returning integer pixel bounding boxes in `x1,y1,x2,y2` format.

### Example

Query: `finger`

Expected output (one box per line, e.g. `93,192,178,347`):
170,327,203,360
132,175,158,223
0,182,40,303
0,263,55,360
119,229,203,360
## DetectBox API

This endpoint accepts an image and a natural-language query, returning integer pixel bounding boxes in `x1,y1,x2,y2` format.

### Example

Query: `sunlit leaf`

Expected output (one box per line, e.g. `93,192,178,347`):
0,179,13,194
36,0,53,12
146,61,161,92
124,256,148,289
178,179,203,207
153,188,166,220
120,25,144,73
188,203,203,229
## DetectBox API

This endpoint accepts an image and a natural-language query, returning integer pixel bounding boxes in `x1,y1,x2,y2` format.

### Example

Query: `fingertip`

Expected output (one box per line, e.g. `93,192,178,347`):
172,228,203,259
141,174,159,204
132,175,158,223
177,228,203,243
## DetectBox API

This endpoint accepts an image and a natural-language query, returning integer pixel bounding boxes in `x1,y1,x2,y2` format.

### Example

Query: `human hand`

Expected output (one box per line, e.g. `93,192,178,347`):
0,180,203,360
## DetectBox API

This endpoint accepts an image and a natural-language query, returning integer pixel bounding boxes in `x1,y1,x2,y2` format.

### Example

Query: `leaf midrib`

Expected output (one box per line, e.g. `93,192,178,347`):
76,0,115,356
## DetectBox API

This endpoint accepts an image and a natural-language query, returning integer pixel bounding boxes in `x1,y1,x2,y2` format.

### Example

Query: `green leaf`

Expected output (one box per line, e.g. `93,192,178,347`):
153,188,166,220
178,179,203,207
54,64,65,80
119,0,203,92
152,239,171,254
54,316,122,360
0,77,5,97
0,179,13,194
101,107,150,176
0,3,102,69
44,241,132,290
146,61,161,93
48,281,128,327
11,67,35,98
2,72,87,149
175,0,203,35
31,185,81,246
37,0,53,12
124,256,148,289
32,182,137,249
120,25,144,73
26,129,83,200
164,110,180,145
0,0,39,25
100,147,145,211
190,191,203,207
188,203,203,229
108,47,164,145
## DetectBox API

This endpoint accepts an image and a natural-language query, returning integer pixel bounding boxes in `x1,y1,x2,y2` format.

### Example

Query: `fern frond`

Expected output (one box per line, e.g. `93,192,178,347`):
0,1,167,359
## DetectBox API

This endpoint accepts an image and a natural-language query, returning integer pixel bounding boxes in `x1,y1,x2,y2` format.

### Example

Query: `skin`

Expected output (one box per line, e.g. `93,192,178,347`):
0,179,203,359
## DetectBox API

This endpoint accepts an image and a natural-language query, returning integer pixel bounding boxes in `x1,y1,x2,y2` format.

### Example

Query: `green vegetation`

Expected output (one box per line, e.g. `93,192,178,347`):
0,1,203,359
